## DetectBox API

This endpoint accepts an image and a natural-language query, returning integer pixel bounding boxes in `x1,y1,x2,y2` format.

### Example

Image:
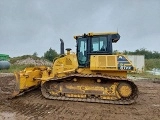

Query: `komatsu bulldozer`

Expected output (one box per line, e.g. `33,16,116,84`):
3,32,138,104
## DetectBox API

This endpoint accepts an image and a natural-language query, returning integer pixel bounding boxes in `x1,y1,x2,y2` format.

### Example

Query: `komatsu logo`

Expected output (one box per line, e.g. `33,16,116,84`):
120,66,132,70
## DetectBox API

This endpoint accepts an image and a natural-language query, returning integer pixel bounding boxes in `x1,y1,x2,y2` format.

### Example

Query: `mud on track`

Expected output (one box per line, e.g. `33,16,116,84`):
0,77,160,120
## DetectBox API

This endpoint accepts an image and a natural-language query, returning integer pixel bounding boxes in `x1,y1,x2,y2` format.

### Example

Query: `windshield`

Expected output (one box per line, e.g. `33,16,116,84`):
91,36,108,52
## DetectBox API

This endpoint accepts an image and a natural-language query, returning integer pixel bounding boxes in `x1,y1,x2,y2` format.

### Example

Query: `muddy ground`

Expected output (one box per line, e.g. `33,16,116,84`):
0,74,160,120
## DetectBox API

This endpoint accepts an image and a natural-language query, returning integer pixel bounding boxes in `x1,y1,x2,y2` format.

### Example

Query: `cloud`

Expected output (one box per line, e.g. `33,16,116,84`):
0,0,160,57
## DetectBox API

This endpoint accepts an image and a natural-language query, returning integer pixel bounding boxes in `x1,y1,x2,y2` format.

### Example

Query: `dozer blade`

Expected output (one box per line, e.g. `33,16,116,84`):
0,73,19,100
0,67,43,100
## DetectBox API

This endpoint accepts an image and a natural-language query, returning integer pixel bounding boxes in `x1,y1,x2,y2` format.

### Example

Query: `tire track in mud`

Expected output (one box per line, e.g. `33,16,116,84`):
6,89,107,120
7,89,54,119
5,89,86,119
0,81,160,120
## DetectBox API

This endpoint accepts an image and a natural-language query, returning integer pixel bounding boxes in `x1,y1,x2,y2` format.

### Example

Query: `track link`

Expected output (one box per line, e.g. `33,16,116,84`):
41,74,138,105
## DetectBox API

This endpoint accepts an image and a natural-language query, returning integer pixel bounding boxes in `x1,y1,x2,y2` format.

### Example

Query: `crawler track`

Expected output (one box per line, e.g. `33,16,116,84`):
41,74,138,105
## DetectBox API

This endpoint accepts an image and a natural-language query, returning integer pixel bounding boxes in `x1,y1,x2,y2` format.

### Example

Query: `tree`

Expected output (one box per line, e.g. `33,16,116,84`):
33,52,38,57
122,48,160,59
113,50,119,55
44,48,59,62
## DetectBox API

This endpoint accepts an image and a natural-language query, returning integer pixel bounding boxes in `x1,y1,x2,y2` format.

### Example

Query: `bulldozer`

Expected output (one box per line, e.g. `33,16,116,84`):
1,32,138,104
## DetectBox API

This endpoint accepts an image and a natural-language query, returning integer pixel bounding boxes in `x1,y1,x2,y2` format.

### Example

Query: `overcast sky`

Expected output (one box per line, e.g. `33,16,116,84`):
0,0,160,57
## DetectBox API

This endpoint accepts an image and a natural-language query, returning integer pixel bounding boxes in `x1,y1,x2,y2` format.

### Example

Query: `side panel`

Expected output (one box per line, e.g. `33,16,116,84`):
90,55,117,70
50,54,78,78
90,55,134,71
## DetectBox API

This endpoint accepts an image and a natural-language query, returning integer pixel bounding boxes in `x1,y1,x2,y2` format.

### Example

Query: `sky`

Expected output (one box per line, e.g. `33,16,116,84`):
0,0,160,57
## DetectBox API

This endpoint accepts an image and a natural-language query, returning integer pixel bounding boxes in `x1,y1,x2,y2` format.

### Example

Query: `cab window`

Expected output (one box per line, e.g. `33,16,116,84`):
77,38,87,65
91,36,108,52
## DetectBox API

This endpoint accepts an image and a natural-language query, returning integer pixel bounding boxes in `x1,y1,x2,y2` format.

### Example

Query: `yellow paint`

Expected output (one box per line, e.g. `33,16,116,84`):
16,66,45,91
118,85,132,97
90,55,118,71
77,68,127,78
14,32,136,101
49,53,78,78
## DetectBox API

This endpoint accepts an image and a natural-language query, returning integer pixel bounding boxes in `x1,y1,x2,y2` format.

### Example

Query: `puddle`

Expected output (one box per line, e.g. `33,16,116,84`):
146,68,160,75
0,112,16,120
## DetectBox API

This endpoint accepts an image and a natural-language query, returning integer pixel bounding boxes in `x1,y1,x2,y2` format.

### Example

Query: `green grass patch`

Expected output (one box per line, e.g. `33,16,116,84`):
145,59,160,70
129,72,160,79
0,64,35,73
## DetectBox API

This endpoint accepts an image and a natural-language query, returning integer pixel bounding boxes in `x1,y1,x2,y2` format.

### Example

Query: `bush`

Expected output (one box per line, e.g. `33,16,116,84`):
0,64,35,73
43,48,59,62
145,59,160,70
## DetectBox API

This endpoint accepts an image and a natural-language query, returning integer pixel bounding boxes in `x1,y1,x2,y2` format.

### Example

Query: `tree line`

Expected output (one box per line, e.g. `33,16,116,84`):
32,48,59,62
114,48,160,59
36,48,160,63
36,47,160,70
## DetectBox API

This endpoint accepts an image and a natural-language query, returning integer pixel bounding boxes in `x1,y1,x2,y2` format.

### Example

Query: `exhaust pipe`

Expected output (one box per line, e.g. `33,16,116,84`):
60,38,64,55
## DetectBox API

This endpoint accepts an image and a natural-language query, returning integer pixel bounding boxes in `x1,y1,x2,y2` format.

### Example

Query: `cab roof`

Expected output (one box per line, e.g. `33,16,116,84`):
74,32,119,39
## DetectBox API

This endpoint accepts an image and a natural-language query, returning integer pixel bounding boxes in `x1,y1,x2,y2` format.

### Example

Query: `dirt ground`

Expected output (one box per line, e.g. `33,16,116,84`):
0,74,160,120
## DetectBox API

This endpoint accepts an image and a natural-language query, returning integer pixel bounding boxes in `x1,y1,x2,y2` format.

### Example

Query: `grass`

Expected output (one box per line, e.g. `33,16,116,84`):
0,55,52,73
128,72,160,80
1,56,160,80
145,59,160,70
0,64,35,73
1,64,160,80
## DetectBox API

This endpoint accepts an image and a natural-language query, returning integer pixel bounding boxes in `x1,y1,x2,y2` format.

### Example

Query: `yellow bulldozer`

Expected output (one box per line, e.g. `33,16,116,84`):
3,32,138,104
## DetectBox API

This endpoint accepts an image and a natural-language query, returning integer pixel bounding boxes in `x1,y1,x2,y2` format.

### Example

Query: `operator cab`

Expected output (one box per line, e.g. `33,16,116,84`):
74,32,120,67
